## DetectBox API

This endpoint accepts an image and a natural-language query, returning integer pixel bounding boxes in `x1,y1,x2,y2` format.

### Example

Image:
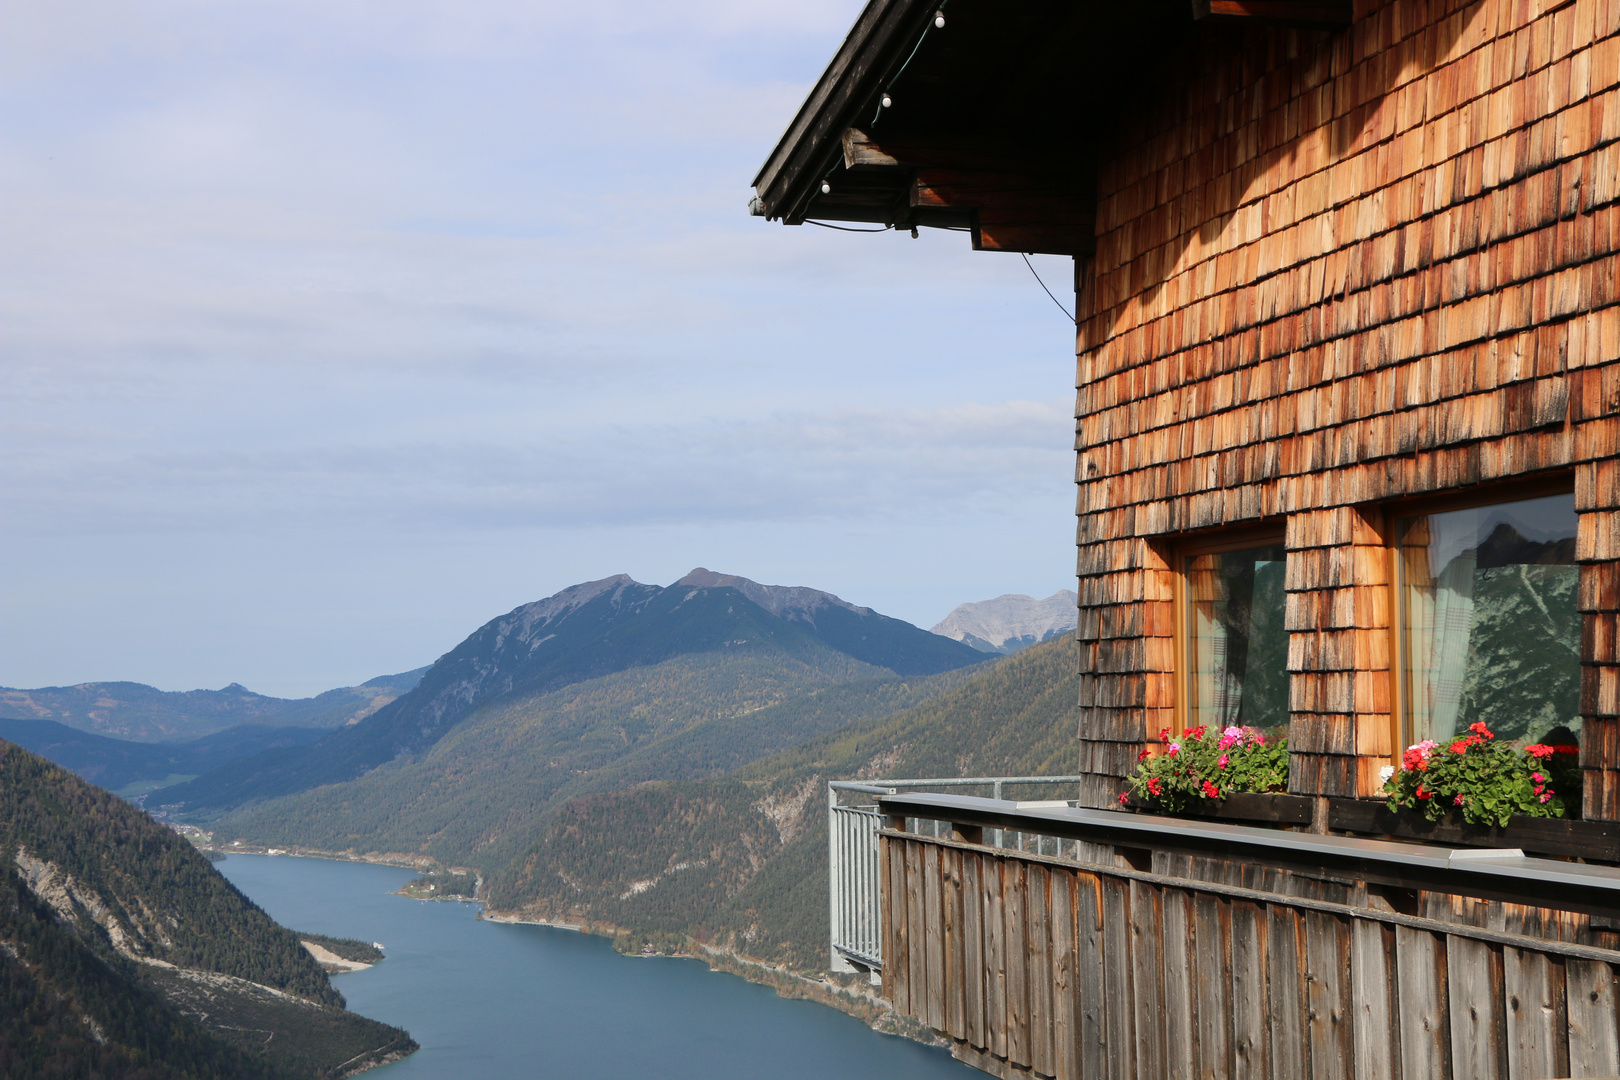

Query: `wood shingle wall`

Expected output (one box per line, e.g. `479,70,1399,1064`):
1074,0,1620,813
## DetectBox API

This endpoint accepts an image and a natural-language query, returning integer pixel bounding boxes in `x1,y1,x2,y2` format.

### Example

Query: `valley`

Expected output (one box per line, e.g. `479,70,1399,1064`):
1,570,1078,1067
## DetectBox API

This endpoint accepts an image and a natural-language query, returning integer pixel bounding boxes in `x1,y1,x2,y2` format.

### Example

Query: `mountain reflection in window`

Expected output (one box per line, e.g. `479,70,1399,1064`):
1184,544,1288,734
1398,493,1580,747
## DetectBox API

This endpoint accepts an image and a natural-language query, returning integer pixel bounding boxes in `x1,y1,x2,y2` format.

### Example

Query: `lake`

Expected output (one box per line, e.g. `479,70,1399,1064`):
218,854,979,1079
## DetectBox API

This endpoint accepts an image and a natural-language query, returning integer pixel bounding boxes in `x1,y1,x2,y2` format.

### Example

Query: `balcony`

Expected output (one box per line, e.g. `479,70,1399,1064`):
829,780,1620,1080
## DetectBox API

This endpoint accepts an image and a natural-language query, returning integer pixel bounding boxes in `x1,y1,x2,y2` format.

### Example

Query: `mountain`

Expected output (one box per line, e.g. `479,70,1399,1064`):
162,572,986,815
483,635,1082,968
0,667,430,743
0,739,415,1077
210,661,984,873
929,590,1078,654
0,717,328,797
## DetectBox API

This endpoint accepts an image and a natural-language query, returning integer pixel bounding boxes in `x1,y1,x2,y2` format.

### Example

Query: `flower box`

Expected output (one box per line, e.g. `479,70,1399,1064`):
1120,790,1620,863
1326,797,1620,863
1121,790,1313,826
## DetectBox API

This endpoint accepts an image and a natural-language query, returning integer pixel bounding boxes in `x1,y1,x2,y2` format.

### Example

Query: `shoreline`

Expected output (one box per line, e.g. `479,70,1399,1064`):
300,939,374,973
213,846,937,1049
478,911,586,932
206,842,436,872
478,906,941,1047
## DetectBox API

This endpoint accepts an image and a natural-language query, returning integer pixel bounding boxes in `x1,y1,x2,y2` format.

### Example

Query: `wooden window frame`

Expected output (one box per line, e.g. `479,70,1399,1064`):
1170,523,1289,739
1384,474,1578,759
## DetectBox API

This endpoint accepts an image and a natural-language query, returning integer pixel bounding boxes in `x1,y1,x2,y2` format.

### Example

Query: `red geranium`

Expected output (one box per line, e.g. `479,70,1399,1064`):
1386,726,1582,827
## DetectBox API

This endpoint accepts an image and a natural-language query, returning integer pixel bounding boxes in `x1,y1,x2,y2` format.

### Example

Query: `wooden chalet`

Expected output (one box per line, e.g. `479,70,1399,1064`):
762,0,1620,1077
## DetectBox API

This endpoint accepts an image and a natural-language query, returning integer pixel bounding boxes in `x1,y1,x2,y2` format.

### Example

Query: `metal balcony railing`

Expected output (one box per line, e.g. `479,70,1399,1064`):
827,777,1087,976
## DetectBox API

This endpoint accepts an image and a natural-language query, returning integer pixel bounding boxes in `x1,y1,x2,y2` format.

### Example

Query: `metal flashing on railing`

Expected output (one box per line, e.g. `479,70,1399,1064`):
876,791,1620,916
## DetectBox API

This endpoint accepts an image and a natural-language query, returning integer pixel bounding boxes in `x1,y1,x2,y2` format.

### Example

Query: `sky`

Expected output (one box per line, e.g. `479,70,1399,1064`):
1,0,1080,697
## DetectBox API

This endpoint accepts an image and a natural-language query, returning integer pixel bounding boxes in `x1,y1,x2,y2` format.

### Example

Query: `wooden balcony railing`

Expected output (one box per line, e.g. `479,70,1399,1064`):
856,791,1620,1080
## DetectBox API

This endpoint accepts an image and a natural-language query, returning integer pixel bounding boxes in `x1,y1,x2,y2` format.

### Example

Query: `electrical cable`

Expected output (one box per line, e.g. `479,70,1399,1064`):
871,2,950,128
804,220,894,233
1022,253,1076,324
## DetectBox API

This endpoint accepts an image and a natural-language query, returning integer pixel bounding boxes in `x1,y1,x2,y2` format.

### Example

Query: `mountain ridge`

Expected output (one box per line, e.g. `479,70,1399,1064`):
0,667,430,743
161,571,984,815
0,715,331,797
930,590,1078,654
484,635,1083,968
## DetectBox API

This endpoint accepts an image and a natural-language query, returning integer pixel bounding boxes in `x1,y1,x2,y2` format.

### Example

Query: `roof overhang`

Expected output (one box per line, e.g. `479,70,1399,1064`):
750,0,1351,257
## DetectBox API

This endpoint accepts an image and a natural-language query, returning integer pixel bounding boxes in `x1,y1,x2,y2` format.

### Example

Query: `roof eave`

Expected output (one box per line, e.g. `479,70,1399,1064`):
750,0,937,225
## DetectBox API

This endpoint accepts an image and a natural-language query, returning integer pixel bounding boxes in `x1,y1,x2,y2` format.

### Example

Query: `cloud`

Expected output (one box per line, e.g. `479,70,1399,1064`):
0,0,1083,690
2,398,1072,534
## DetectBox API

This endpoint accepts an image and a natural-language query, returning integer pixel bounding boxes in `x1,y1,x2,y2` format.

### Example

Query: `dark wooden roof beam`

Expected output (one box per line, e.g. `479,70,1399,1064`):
1191,1,1353,28
910,171,1095,257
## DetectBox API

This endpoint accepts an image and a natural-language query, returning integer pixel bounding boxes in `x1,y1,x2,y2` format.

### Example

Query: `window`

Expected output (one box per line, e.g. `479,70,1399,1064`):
1179,534,1289,736
1395,491,1580,749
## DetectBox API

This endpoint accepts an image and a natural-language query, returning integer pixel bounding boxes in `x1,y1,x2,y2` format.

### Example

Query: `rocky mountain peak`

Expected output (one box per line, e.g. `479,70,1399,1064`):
930,590,1078,655
514,574,640,621
673,568,870,626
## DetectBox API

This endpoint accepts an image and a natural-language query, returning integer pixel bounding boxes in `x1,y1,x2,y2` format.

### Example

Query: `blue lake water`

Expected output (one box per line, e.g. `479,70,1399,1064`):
218,854,979,1079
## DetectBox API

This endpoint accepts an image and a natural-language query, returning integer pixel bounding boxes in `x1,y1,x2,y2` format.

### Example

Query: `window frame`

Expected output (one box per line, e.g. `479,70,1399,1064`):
1384,474,1578,760
1170,523,1289,739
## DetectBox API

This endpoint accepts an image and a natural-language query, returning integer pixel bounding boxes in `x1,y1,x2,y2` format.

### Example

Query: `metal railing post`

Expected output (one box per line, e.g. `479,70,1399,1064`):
827,775,1084,977
993,779,1004,848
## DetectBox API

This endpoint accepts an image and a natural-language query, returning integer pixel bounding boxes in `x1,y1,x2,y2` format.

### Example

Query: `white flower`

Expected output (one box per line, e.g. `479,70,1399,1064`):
1378,765,1395,783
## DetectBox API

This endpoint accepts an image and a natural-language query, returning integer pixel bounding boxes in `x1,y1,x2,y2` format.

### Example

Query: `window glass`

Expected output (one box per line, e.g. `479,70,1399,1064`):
1184,543,1288,734
1397,493,1580,746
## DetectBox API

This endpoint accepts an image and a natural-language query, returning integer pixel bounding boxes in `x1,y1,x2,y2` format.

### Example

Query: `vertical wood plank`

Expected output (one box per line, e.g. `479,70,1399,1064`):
945,845,965,1041
1074,871,1107,1080
1006,859,1030,1069
964,852,985,1051
1029,864,1054,1079
1266,905,1307,1080
987,856,1007,1060
1102,876,1136,1080
1162,887,1197,1080
886,835,906,1014
1051,869,1078,1080
1394,925,1450,1080
906,840,926,1022
1504,947,1567,1080
1303,911,1351,1080
1193,892,1232,1080
1129,879,1166,1080
1350,917,1398,1080
924,842,945,1033
1229,899,1269,1080
1566,959,1620,1079
1447,935,1507,1080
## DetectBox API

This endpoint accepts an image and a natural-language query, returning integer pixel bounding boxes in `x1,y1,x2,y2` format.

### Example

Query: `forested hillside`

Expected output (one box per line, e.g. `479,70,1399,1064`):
0,740,415,1078
213,655,984,873
0,716,327,796
171,572,984,816
487,636,1082,969
1,861,281,1080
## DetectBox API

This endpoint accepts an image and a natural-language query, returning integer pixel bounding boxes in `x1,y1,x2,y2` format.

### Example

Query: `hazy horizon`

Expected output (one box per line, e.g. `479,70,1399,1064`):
2,0,1078,697
0,570,1075,698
